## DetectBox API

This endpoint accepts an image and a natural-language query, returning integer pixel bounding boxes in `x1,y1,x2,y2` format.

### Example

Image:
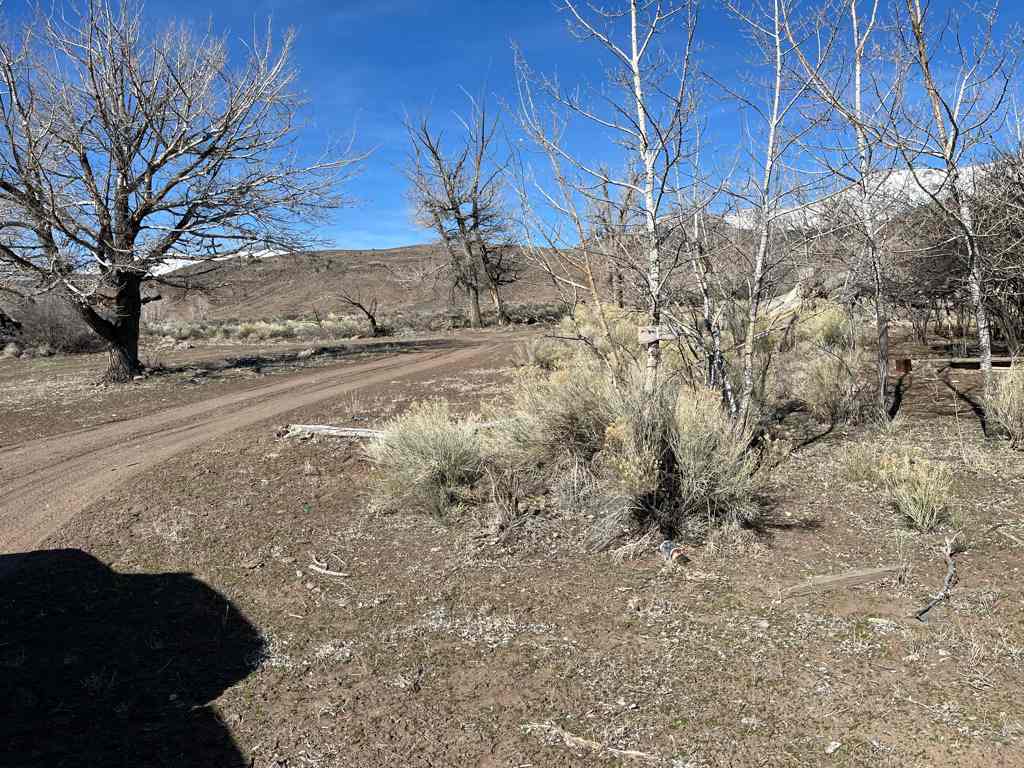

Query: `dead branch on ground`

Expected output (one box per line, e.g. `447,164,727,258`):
914,535,964,622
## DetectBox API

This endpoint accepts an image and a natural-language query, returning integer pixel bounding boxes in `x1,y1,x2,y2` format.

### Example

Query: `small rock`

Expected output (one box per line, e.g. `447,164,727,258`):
825,741,842,755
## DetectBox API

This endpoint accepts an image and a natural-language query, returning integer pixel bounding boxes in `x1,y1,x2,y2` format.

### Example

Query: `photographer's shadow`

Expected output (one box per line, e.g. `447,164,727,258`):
1,549,264,767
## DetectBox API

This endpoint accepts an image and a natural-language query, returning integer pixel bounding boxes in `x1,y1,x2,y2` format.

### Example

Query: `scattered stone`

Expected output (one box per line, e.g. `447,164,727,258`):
825,741,842,755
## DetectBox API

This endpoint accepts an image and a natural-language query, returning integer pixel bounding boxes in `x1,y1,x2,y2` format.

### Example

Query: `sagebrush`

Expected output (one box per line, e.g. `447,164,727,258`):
366,400,484,518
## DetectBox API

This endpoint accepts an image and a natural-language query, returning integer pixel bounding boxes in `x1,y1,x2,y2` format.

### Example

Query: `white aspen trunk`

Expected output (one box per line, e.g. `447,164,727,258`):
691,211,736,414
740,0,784,424
957,187,994,389
630,0,661,393
851,0,889,415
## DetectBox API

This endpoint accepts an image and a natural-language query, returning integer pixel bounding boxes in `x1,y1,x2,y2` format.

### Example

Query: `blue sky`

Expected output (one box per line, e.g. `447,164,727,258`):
8,1,1024,250
135,0,743,250
147,0,608,250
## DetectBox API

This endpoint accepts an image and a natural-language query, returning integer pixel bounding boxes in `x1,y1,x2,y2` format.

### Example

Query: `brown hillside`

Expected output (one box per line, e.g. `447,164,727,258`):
146,245,562,324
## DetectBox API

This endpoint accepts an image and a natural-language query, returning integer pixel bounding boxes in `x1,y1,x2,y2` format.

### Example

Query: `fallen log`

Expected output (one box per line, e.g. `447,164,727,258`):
780,565,904,599
280,419,509,441
280,424,383,440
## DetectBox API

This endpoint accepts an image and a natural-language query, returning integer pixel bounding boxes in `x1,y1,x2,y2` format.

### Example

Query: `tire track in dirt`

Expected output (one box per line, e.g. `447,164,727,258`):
0,342,491,557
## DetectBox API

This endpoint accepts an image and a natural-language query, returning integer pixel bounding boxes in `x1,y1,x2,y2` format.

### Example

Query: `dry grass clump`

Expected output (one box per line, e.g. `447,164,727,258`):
795,301,856,349
882,453,954,532
837,438,887,482
837,431,955,531
366,400,484,518
985,365,1024,447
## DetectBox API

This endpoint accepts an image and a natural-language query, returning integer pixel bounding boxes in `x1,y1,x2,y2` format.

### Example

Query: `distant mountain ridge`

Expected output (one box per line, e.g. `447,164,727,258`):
145,243,561,324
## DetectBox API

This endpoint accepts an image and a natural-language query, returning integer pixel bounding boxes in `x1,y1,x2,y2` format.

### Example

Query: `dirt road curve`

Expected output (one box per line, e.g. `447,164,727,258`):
0,342,490,557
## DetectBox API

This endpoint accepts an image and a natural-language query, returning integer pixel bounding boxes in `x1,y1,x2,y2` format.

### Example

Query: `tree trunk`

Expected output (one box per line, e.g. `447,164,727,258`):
77,270,145,382
968,252,993,390
367,315,381,337
955,186,993,391
488,285,508,325
106,273,145,382
869,242,890,417
467,285,483,328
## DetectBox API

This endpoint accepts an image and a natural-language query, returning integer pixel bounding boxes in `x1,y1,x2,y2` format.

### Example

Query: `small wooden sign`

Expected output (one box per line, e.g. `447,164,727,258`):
638,325,680,344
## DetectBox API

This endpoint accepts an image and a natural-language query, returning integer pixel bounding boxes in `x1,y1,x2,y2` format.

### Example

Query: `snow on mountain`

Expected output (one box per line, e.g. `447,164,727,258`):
148,249,286,277
723,164,988,230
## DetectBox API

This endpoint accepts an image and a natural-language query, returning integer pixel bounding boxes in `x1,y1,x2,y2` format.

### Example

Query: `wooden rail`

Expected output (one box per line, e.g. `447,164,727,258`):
893,356,1016,374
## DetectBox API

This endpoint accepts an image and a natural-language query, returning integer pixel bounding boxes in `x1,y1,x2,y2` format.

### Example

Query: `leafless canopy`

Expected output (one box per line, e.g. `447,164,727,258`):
405,96,519,328
0,0,362,379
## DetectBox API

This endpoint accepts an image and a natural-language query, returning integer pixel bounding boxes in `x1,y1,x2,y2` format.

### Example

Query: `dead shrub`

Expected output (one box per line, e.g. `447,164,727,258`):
366,400,484,517
15,297,105,354
985,365,1024,447
792,346,876,424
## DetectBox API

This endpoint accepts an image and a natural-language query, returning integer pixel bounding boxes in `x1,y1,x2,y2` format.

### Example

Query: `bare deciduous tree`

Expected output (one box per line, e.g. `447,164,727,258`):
515,0,699,392
405,97,518,328
337,288,384,337
721,0,826,423
0,1,362,380
886,0,1017,390
782,0,908,416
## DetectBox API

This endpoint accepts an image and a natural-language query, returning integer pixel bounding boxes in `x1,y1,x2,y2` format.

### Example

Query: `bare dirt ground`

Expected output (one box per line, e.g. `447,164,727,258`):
0,331,523,557
2,330,1024,767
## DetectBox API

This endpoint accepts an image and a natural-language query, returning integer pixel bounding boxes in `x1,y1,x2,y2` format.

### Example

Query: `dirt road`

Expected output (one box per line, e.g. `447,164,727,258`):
0,340,493,558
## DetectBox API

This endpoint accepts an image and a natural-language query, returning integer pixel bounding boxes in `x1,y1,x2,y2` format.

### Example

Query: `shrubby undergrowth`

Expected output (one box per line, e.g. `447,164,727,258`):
986,365,1024,447
366,400,484,518
368,304,768,548
774,301,877,424
837,434,955,532
365,300,901,548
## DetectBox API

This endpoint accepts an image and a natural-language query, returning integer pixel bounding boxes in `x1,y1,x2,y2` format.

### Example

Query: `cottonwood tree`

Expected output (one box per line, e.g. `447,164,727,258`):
515,0,699,392
0,1,360,380
405,98,519,328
